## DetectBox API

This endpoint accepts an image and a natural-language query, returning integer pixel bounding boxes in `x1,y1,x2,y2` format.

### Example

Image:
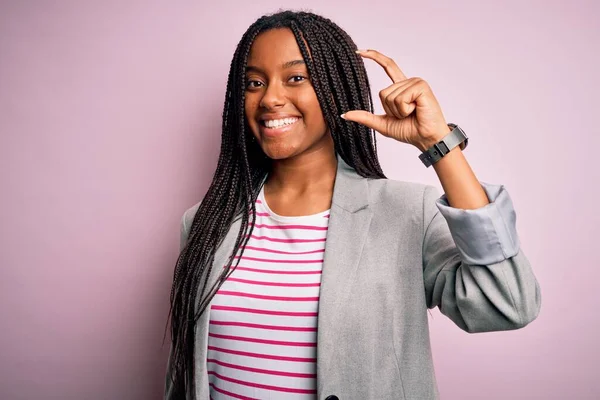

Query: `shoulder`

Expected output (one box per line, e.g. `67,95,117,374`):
180,178,440,230
366,177,438,212
180,201,202,236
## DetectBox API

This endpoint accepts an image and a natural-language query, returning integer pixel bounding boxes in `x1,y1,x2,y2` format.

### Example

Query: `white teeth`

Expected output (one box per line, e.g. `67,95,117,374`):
264,117,298,128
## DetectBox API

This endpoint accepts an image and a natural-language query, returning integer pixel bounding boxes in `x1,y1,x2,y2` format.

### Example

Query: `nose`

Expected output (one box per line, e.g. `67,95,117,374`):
259,81,286,109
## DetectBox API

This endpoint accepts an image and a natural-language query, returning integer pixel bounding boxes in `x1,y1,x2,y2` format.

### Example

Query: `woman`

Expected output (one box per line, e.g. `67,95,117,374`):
164,10,541,400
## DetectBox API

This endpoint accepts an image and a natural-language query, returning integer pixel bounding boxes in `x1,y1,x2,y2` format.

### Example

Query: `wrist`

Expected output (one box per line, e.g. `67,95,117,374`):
414,125,451,152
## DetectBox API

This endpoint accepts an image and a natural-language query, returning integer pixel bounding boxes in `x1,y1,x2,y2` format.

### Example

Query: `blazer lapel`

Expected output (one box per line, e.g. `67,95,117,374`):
191,216,243,399
203,217,243,308
316,155,373,394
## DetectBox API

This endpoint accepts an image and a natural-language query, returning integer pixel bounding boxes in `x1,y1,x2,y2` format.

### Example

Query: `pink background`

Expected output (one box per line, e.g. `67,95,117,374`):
1,1,598,399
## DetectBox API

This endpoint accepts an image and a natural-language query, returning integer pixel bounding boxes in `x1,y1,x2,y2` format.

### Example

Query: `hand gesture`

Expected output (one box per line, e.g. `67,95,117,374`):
342,49,451,151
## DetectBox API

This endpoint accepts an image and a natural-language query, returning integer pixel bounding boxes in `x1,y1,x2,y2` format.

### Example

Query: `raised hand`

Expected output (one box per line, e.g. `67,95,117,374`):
342,49,451,151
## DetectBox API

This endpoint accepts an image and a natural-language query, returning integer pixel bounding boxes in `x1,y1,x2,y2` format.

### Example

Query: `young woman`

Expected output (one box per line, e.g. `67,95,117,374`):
164,10,541,400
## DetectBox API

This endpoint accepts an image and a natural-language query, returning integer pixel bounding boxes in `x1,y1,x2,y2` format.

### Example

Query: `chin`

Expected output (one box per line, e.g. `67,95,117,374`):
262,144,300,160
264,151,296,160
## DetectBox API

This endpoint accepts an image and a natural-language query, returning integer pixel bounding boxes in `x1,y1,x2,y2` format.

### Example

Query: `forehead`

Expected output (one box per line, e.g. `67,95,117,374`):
247,28,303,66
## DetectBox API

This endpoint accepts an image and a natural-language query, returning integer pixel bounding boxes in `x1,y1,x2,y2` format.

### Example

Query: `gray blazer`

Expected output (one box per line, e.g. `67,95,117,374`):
165,155,542,399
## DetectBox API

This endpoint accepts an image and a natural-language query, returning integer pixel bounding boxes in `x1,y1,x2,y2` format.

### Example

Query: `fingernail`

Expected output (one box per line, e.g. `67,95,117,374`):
355,50,364,54
340,113,346,119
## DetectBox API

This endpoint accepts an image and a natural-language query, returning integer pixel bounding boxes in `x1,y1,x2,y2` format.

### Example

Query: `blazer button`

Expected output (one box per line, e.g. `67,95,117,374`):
325,396,339,400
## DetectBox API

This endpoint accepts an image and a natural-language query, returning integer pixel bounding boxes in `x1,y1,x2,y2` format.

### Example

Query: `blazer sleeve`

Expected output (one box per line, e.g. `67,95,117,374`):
164,210,190,399
422,182,542,333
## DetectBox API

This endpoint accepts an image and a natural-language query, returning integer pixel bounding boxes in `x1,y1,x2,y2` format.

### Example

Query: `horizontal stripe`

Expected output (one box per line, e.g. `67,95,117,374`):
208,346,316,362
253,208,329,217
209,324,317,346
215,284,320,299
212,294,319,315
208,371,317,394
235,255,323,264
252,223,328,231
226,277,320,287
231,267,321,275
217,291,319,301
207,348,317,376
209,332,316,347
208,359,316,379
210,320,317,332
211,305,318,317
247,235,326,243
242,245,325,255
209,382,257,400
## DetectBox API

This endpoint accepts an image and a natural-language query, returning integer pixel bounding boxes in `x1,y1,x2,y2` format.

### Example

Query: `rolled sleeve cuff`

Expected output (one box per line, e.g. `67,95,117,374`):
434,181,521,265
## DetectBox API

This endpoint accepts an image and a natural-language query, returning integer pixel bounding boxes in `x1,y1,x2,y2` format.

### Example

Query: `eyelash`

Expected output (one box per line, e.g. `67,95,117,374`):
289,75,307,83
246,75,307,89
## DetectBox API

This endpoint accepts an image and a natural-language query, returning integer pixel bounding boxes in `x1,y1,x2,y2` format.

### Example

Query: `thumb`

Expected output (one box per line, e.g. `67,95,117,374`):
341,110,388,133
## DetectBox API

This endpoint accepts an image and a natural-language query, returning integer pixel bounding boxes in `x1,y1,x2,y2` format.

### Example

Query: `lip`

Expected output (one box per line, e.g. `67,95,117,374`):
259,113,301,121
259,117,301,137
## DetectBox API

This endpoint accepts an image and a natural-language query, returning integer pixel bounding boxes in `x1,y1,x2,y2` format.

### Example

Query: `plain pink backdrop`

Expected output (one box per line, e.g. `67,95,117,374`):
1,1,598,399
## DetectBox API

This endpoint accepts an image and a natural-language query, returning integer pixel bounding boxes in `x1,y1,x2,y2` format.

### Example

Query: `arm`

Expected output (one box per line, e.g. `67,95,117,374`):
339,49,540,332
422,182,542,333
417,128,490,210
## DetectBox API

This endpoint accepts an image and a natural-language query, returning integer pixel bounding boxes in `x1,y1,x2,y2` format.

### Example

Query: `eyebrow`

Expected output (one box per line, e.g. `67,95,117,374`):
246,59,306,73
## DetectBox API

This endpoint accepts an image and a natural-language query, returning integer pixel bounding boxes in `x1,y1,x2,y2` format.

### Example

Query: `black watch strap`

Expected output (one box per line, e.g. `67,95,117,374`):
418,123,468,168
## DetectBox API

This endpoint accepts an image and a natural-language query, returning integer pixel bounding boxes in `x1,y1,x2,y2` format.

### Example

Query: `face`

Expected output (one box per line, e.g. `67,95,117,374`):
244,28,330,160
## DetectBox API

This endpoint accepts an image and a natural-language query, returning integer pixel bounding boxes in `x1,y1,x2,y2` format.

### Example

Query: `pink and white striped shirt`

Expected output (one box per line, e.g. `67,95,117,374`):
207,184,330,399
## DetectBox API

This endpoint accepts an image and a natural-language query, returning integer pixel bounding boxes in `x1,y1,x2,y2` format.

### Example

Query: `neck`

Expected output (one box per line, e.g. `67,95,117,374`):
265,133,337,196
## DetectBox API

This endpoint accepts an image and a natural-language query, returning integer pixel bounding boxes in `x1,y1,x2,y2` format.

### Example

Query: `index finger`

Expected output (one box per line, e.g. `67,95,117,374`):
356,49,407,83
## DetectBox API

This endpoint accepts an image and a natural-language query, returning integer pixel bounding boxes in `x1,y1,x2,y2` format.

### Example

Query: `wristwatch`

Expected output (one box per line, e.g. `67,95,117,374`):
418,123,468,168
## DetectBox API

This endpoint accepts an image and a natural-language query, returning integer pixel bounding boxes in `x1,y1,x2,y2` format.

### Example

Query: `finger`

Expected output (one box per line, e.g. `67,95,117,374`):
380,79,415,119
378,88,395,118
379,81,410,119
383,87,404,120
356,49,407,83
341,110,389,134
387,82,419,118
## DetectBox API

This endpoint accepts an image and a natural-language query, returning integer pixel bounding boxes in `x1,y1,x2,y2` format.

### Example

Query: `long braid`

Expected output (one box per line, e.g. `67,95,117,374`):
320,18,383,173
164,10,387,399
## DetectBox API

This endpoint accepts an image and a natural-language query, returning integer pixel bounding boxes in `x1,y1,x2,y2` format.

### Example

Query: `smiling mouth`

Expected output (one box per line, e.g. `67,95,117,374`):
260,117,299,127
259,117,301,134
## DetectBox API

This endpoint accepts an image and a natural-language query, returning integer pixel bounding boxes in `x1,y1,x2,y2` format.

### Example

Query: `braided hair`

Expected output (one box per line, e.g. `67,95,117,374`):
164,10,387,398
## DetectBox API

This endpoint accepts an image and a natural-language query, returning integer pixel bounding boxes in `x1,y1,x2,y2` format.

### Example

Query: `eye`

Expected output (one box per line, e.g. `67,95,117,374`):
289,75,307,83
246,80,264,89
